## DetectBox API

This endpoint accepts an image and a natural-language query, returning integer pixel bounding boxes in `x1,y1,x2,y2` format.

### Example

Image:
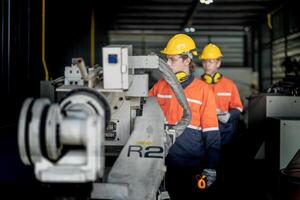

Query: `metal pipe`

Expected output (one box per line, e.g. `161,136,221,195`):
60,118,86,145
158,58,191,137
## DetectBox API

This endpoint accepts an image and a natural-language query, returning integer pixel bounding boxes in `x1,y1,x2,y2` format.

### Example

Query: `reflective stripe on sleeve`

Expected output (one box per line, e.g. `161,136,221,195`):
187,98,202,105
217,92,231,96
157,94,172,98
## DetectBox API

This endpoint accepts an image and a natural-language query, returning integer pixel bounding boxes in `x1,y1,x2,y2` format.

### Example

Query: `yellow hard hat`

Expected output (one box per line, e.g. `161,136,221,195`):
200,43,223,60
161,34,198,56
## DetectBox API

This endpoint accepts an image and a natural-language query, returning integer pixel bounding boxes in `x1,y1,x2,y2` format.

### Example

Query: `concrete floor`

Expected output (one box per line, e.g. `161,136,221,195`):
0,126,297,200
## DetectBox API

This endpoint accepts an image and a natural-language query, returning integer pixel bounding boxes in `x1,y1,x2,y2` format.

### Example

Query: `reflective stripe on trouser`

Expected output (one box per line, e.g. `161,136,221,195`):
166,127,206,168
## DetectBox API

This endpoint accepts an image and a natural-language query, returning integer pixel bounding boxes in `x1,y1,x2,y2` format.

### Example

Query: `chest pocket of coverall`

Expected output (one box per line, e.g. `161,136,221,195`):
157,95,171,116
218,94,231,112
187,100,201,123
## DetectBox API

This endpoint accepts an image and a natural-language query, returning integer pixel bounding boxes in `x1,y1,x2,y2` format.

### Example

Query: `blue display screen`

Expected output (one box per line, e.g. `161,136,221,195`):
108,54,118,64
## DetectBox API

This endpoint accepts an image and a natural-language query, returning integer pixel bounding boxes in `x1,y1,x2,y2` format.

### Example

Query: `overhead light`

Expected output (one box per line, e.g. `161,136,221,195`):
244,26,250,32
184,27,196,33
184,27,190,33
200,0,213,5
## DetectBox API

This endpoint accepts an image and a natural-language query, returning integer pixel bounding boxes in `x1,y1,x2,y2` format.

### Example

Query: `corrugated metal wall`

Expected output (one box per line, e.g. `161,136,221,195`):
109,31,245,67
272,32,300,82
259,18,272,91
271,1,300,83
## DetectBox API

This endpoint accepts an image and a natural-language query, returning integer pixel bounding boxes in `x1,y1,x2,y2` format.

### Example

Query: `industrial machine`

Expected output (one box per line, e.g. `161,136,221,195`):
248,94,300,165
247,93,300,198
18,45,191,200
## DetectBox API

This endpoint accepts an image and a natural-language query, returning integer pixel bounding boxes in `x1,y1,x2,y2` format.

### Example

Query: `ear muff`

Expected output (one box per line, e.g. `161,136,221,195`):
201,74,213,84
213,72,222,83
201,72,222,84
175,71,188,82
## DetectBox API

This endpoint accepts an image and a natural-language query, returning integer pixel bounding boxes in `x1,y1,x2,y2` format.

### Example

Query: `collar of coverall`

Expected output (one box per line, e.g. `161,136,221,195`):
181,73,194,89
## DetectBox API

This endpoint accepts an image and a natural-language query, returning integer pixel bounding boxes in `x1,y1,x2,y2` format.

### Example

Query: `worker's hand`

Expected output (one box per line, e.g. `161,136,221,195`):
217,112,231,124
164,134,173,156
201,169,217,188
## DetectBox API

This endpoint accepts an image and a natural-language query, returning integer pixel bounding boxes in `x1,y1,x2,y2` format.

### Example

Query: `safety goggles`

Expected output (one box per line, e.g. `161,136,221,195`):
165,56,183,63
202,59,219,64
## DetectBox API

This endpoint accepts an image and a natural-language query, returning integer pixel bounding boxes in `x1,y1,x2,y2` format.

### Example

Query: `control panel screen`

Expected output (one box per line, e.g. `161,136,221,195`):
108,54,118,64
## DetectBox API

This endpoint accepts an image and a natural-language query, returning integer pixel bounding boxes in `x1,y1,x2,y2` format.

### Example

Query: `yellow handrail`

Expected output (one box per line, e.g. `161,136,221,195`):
267,3,286,30
267,13,272,29
90,9,95,67
42,0,49,80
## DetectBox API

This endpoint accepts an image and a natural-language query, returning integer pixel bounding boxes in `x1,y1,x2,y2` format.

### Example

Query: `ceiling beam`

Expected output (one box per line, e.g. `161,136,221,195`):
141,0,194,3
116,24,181,30
197,4,269,12
117,19,257,26
118,12,186,18
192,19,257,25
193,25,245,31
112,24,248,32
109,30,245,36
214,0,272,2
117,19,184,24
122,4,190,11
116,15,183,20
194,12,260,18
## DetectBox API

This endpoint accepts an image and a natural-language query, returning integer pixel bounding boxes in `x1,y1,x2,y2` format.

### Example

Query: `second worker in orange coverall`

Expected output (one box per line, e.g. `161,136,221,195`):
149,34,220,199
199,43,243,147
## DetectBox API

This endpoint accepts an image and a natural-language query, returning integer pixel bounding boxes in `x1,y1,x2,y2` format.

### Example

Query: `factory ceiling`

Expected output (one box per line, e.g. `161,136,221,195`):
101,0,282,32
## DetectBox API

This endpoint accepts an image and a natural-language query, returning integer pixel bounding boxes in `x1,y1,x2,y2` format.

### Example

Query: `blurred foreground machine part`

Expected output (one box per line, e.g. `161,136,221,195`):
18,45,190,200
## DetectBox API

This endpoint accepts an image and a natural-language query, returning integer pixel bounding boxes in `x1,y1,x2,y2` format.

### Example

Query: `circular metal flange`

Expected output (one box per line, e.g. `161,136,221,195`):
45,104,63,161
18,98,51,165
60,88,111,126
28,98,51,163
18,98,35,165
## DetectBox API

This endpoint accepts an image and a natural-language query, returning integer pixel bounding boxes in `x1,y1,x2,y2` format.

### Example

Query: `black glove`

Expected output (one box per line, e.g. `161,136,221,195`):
201,169,217,188
164,129,176,156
